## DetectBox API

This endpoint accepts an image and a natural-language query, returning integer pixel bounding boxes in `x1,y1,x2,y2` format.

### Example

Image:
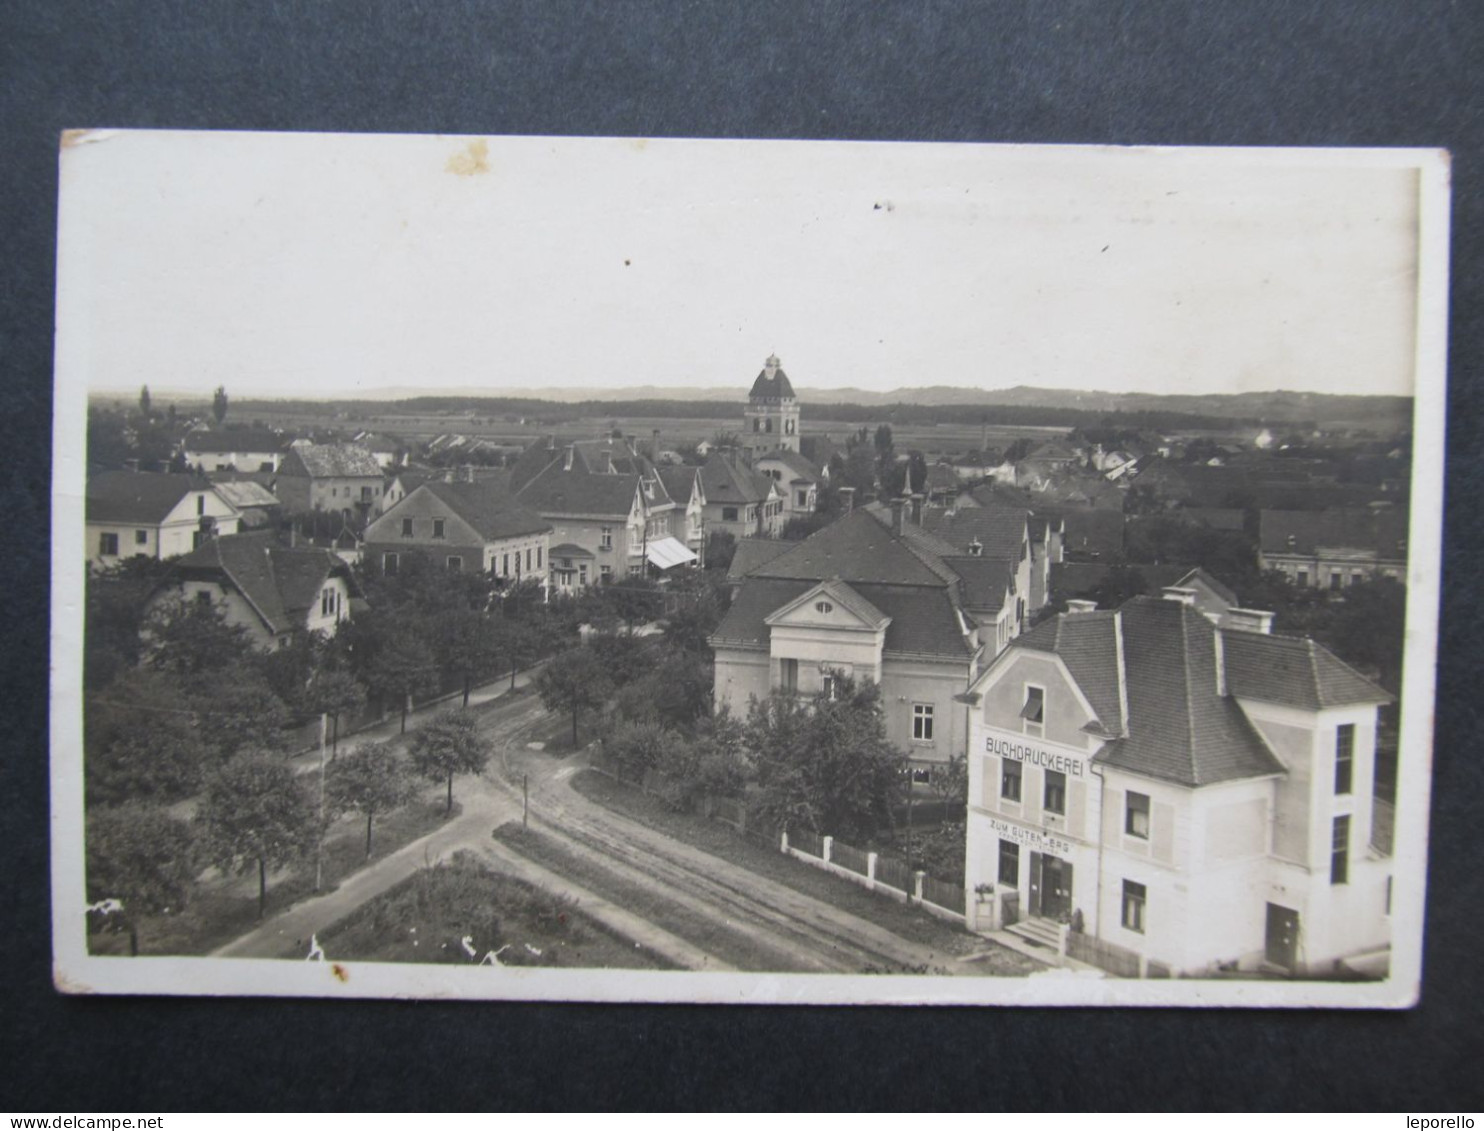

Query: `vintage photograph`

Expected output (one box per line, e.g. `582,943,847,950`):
50,132,1449,1007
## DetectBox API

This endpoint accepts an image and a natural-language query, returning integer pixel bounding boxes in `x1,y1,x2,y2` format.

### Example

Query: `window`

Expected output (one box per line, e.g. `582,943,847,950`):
722,507,738,522
134,530,148,546
383,552,399,576
1000,758,1022,803
197,495,205,516
1335,724,1355,795
1351,570,1364,587
196,590,212,606
361,486,373,501
797,490,808,507
765,419,773,433
1021,685,1045,734
432,519,445,539
601,526,613,549
402,518,414,538
600,564,613,581
578,564,588,585
526,548,533,571
1329,571,1342,591
321,587,334,617
1296,569,1309,587
821,673,837,700
1121,880,1146,933
1044,769,1067,816
912,704,934,742
99,532,119,556
753,419,760,432
815,601,833,614
780,658,798,695
1331,816,1350,885
447,556,463,573
1126,791,1150,839
998,839,1020,887
536,546,542,568
502,553,509,575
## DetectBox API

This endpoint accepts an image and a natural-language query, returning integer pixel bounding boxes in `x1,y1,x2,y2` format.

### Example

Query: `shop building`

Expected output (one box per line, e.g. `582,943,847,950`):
964,587,1393,977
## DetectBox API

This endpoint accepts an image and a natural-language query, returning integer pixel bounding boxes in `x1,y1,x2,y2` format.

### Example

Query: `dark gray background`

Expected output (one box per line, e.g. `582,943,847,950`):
3,0,1481,1111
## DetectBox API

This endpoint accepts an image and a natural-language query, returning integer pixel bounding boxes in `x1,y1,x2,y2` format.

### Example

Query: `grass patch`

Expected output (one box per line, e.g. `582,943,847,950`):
526,715,599,757
316,850,664,969
492,821,807,972
93,796,460,957
569,769,1029,970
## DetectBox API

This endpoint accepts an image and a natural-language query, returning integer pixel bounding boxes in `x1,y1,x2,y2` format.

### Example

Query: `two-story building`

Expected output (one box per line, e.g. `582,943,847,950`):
700,452,785,540
275,442,388,520
150,530,359,651
711,507,983,770
86,470,243,568
362,479,551,583
1259,506,1408,589
513,439,691,588
657,464,708,567
964,588,1393,978
754,449,821,520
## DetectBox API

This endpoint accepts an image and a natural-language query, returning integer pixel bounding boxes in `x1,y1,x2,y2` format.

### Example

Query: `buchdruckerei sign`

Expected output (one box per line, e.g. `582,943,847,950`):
984,734,1085,778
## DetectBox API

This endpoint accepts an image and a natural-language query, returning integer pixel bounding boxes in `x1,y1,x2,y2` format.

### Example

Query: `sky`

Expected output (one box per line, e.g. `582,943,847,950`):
57,131,1431,401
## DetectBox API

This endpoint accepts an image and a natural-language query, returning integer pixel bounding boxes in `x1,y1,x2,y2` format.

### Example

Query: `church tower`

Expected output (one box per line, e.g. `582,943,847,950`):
743,354,800,459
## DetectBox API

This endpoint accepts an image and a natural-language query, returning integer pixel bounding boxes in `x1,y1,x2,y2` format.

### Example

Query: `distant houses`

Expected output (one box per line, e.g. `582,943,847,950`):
86,470,242,568
363,479,551,584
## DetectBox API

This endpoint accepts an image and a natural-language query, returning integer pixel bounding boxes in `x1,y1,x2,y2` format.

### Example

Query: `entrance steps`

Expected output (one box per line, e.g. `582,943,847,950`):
1006,917,1064,952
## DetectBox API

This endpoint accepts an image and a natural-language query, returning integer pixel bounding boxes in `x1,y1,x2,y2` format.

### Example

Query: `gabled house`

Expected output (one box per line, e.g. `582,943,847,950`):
151,530,360,651
920,503,1036,626
379,469,432,515
86,470,243,567
712,508,985,769
754,448,821,519
363,479,551,583
351,431,408,470
209,478,282,529
964,587,1393,978
657,464,708,566
1258,506,1408,589
700,452,785,540
181,429,288,473
513,439,691,588
275,442,387,519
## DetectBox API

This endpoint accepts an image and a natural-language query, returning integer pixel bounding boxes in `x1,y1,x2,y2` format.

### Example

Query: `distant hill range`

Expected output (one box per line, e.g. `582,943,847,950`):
103,382,1412,432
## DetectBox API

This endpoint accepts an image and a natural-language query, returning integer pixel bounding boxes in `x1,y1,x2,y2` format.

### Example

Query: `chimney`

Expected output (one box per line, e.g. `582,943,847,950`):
463,463,475,483
564,445,575,472
1066,599,1098,614
910,492,924,526
839,486,855,515
602,447,613,474
890,498,906,536
651,429,661,461
546,435,555,451
1161,586,1197,606
1221,607,1275,635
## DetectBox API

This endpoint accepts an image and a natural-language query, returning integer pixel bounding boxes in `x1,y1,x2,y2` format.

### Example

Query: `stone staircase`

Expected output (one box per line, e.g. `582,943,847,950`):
1006,917,1065,954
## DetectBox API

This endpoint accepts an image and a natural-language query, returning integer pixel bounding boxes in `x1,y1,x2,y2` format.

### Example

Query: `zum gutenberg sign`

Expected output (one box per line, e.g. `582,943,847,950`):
984,734,1084,778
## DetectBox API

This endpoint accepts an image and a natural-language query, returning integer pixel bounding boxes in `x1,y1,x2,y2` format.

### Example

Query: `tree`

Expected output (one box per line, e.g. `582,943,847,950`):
536,647,614,745
85,557,175,690
140,593,259,679
327,739,419,858
437,611,501,707
302,668,368,758
366,632,439,733
710,428,741,451
209,662,292,757
212,385,229,426
86,804,198,955
137,385,152,419
746,673,907,840
198,752,317,920
407,709,491,814
87,709,209,806
703,530,737,572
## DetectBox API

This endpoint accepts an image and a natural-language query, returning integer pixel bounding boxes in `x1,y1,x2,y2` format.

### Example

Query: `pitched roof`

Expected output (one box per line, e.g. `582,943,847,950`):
516,461,641,518
712,577,973,659
1171,567,1239,607
1222,631,1392,709
169,531,353,635
1008,597,1293,786
182,429,286,454
87,471,220,525
943,555,1018,613
279,443,385,479
727,537,795,583
860,503,965,585
920,506,1028,560
756,448,821,483
701,453,777,506
1259,507,1409,558
764,578,890,631
657,465,702,504
750,509,949,588
210,480,281,511
417,480,551,540
1051,507,1127,557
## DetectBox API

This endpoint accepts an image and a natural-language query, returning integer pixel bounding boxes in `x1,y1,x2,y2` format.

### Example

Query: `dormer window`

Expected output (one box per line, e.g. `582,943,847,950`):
969,539,983,557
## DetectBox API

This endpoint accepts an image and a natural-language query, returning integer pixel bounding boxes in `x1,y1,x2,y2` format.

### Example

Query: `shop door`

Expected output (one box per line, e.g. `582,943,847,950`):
1041,856,1073,920
1265,903,1300,970
1028,852,1042,917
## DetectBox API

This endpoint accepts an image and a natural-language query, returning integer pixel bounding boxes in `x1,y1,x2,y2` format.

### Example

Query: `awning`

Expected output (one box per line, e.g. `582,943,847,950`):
645,536,698,570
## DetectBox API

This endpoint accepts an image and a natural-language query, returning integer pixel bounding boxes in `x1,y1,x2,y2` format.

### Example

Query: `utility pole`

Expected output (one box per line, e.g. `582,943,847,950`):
522,773,529,830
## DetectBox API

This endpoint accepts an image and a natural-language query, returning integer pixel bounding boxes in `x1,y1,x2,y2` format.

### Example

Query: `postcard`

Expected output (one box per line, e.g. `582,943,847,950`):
52,132,1449,1006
